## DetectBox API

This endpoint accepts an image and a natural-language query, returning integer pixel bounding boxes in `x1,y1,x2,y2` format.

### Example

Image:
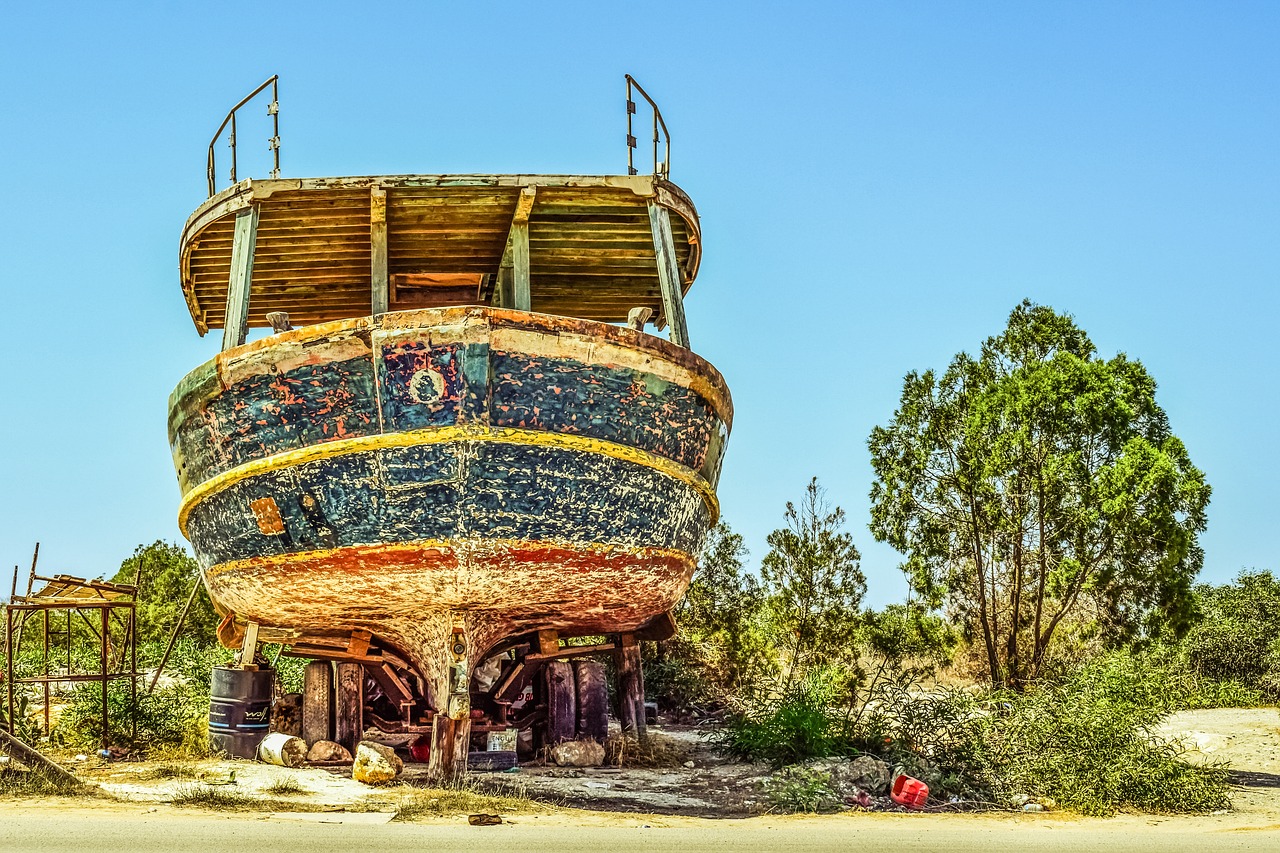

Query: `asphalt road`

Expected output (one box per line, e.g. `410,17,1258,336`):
2,807,1279,853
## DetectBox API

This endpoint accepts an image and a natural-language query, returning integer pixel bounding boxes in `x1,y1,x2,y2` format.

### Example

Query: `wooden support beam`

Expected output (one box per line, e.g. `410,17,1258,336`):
0,727,84,789
370,186,388,315
334,661,364,754
647,200,689,349
302,660,333,746
497,187,536,312
237,621,259,669
537,629,560,657
615,632,646,740
427,714,470,781
221,206,259,351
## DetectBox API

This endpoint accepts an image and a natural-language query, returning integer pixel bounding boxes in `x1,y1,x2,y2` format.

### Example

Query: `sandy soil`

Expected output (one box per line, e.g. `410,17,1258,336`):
5,706,1279,839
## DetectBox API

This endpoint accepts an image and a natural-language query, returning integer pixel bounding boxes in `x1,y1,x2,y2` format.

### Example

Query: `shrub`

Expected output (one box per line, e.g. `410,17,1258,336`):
719,670,848,767
975,653,1232,815
764,765,841,812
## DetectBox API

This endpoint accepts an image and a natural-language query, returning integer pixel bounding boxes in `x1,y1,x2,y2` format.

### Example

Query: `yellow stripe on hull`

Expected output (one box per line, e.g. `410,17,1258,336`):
178,425,719,536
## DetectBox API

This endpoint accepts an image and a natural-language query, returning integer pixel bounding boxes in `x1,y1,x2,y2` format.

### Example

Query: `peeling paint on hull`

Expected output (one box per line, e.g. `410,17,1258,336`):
168,307,731,676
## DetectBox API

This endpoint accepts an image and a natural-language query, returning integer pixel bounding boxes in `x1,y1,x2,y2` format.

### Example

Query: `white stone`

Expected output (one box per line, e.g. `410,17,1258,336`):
353,741,403,784
551,739,606,767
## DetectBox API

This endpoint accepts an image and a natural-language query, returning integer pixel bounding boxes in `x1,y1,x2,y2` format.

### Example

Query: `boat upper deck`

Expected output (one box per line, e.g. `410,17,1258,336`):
181,174,701,335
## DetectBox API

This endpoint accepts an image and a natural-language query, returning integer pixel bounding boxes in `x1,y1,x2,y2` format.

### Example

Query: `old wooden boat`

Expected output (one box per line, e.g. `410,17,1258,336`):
169,77,730,775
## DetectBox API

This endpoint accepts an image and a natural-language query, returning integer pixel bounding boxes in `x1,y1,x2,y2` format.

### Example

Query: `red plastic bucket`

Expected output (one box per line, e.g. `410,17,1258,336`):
891,774,929,810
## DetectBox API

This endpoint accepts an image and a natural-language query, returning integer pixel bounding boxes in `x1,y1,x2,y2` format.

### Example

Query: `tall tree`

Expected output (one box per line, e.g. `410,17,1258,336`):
761,478,865,688
112,541,218,647
868,301,1210,689
676,521,773,694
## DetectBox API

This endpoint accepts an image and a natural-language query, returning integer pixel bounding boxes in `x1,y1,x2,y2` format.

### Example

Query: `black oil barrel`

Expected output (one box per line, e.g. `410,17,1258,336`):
208,666,274,758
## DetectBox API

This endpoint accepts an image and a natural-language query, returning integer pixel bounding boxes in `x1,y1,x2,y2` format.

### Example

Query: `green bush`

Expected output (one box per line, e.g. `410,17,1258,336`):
764,765,841,812
719,670,849,767
1180,571,1280,702
58,637,228,754
718,651,1230,815
976,653,1231,815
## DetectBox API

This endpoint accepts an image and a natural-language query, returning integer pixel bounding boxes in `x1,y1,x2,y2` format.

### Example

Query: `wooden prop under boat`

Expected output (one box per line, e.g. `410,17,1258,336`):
170,80,730,777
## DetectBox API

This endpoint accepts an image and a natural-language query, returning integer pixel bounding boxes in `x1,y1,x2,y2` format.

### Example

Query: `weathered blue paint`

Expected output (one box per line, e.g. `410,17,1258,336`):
186,442,709,569
171,320,730,495
487,350,720,474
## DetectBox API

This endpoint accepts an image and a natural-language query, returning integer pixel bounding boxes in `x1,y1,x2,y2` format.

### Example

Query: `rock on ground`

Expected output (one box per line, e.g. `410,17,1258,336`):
353,741,403,784
807,757,892,796
307,740,353,763
551,739,606,767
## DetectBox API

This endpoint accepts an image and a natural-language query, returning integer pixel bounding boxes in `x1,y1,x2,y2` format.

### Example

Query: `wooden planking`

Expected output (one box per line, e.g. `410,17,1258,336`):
184,177,700,330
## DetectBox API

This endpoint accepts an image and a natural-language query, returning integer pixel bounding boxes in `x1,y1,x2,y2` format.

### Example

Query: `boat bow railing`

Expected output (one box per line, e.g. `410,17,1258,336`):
207,75,281,197
626,75,670,179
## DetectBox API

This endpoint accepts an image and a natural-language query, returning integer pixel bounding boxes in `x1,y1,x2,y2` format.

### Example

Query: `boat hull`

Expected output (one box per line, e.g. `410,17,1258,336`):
169,307,731,668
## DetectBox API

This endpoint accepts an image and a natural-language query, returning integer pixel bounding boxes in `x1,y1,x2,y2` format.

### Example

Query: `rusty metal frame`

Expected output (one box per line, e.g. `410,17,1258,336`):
3,556,140,750
207,75,280,197
626,75,670,179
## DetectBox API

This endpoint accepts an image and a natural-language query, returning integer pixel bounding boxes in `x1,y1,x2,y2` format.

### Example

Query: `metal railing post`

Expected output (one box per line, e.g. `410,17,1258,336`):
207,75,280,197
625,75,670,179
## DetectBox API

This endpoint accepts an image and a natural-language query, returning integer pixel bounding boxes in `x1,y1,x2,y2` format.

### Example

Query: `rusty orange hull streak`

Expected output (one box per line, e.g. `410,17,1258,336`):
206,540,695,642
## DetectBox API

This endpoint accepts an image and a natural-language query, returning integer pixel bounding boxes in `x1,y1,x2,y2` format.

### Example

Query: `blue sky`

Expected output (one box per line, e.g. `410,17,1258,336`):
0,2,1276,605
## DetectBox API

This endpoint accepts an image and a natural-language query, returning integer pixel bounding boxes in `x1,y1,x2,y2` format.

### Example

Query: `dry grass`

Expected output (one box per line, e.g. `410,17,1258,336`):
0,766,95,798
604,732,691,768
169,782,324,812
137,763,200,781
260,775,309,796
381,781,544,822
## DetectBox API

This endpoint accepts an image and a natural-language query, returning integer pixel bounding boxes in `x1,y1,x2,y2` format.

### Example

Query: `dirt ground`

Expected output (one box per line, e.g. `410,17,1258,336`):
8,707,1280,832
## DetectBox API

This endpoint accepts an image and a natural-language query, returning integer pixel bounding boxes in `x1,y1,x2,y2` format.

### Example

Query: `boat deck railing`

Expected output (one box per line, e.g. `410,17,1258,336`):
203,75,671,196
626,75,670,179
207,75,281,197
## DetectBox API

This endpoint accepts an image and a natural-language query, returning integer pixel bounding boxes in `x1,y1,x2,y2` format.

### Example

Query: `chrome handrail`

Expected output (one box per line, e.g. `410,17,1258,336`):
206,75,280,197
626,75,670,179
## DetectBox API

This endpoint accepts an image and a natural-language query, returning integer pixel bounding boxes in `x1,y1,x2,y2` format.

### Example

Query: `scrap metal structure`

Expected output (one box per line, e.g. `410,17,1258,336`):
3,544,140,748
170,77,730,778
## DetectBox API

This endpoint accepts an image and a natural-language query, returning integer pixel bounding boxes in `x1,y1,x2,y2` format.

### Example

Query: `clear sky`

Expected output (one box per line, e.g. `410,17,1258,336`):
1,2,1276,605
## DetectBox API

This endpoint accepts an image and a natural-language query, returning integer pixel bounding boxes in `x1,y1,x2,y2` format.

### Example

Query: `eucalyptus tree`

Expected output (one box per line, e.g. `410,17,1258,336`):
868,301,1209,689
761,478,866,689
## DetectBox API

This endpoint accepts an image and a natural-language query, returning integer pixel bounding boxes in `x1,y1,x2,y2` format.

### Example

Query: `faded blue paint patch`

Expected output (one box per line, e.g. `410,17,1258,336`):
489,351,723,474
379,341,466,431
186,442,709,568
201,355,378,473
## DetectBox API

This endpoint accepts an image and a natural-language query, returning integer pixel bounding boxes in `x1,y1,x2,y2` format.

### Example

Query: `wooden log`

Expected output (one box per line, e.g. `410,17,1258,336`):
426,714,472,781
221,206,259,351
333,662,363,753
615,633,646,740
301,660,333,746
646,200,689,348
0,727,84,789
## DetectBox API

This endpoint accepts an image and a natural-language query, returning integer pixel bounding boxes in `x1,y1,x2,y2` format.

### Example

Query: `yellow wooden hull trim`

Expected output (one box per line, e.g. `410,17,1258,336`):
178,425,719,536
